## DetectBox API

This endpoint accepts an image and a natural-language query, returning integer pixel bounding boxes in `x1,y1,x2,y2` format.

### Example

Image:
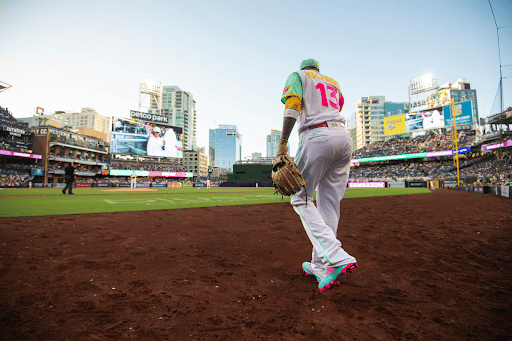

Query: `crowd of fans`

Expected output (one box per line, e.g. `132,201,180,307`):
349,152,512,185
353,129,475,159
0,163,36,187
109,162,186,172
0,106,27,130
1,119,511,187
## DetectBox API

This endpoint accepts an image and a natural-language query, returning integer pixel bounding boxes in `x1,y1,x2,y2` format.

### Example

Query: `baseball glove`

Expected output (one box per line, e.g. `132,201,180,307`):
272,154,305,196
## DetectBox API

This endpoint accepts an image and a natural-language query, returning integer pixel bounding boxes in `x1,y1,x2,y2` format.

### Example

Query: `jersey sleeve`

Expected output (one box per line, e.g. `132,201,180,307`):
281,72,302,104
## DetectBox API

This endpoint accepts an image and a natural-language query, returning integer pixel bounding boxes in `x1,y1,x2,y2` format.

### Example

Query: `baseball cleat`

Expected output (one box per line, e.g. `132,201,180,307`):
318,262,358,292
302,262,321,282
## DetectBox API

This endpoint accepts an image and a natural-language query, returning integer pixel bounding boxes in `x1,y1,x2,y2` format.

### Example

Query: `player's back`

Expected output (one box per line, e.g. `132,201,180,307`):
297,69,344,133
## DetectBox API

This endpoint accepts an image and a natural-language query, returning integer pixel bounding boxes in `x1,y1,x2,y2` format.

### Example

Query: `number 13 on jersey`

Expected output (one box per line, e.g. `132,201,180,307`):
316,83,340,110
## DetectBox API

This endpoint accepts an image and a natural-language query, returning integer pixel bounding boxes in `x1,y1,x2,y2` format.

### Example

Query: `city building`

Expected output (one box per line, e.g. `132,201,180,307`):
30,125,109,184
266,129,289,158
355,96,385,149
346,113,358,151
18,108,111,143
148,85,196,151
183,149,208,179
252,152,262,159
209,124,242,171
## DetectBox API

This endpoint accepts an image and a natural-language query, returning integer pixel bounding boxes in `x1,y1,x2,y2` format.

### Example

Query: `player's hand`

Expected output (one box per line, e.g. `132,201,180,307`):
277,140,288,156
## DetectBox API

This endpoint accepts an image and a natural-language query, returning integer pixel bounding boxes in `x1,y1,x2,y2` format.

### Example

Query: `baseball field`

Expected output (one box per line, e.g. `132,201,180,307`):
1,188,511,340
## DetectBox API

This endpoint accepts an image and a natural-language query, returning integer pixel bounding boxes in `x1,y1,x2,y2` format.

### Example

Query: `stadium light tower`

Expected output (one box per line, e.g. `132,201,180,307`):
408,73,439,105
139,79,163,112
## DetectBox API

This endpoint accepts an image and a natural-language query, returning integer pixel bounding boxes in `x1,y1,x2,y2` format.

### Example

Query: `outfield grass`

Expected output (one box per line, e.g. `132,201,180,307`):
0,187,431,218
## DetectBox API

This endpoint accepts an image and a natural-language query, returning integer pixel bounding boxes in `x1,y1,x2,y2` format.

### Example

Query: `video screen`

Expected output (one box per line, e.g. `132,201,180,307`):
405,109,445,132
111,117,183,158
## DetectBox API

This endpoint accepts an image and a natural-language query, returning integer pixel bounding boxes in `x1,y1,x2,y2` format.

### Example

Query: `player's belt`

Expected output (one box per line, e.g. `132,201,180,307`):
308,121,345,130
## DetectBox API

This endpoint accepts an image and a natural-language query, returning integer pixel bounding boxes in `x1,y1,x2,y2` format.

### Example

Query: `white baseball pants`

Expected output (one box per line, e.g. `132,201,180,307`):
291,125,356,277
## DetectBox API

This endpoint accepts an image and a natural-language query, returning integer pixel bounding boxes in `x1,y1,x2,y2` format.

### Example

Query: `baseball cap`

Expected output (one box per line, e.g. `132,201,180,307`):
152,127,161,133
300,59,320,71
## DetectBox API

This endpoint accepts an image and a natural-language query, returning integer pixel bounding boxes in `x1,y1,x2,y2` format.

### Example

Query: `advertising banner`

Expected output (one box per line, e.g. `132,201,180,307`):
387,182,406,188
501,186,510,198
109,169,192,178
129,110,169,125
94,183,113,188
111,117,183,158
474,186,484,194
348,182,386,188
356,152,427,163
481,140,512,151
75,183,92,188
406,181,426,188
0,149,42,159
443,101,473,126
384,114,406,136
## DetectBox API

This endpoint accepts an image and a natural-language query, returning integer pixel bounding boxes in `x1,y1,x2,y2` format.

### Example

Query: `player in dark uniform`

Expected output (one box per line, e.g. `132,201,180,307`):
62,163,76,195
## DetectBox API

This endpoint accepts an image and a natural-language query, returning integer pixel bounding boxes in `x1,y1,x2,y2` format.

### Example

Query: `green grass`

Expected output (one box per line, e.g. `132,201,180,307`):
0,187,431,218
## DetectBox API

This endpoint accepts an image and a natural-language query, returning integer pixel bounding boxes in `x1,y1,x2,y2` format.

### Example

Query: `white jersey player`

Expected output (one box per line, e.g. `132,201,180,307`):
277,59,357,292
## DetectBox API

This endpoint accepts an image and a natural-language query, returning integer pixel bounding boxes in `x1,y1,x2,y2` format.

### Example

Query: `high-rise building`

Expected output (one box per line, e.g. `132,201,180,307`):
346,113,358,151
266,129,288,158
183,149,208,178
355,96,385,149
209,125,242,171
148,85,196,150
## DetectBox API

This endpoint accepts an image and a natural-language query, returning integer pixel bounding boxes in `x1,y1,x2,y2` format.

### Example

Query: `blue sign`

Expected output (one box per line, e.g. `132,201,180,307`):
457,146,471,154
31,168,44,176
443,101,473,126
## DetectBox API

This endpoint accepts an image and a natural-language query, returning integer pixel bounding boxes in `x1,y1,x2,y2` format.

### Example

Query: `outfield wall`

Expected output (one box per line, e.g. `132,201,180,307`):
457,185,511,198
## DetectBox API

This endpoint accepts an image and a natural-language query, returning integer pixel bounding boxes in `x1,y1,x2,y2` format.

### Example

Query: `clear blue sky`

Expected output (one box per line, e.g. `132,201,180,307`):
1,0,511,157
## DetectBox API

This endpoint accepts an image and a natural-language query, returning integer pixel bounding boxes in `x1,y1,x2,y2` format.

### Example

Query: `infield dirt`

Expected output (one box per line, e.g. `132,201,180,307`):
1,189,511,340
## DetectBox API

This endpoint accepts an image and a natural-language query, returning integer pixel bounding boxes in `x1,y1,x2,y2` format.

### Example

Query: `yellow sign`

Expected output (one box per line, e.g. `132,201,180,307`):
384,114,406,136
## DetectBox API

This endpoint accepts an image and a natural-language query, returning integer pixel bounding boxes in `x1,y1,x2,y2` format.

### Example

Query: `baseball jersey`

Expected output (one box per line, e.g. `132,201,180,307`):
281,70,345,134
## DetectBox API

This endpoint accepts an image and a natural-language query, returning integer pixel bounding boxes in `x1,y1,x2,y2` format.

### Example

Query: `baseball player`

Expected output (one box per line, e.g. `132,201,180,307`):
130,171,137,189
277,59,357,292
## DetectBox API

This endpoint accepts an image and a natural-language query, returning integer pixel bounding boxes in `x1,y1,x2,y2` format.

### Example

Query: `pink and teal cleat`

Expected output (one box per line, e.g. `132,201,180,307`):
318,263,358,292
302,262,321,282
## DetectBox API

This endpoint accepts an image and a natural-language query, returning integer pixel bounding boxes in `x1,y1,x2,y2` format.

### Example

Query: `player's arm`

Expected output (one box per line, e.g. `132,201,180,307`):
339,91,345,112
277,96,300,156
278,73,302,156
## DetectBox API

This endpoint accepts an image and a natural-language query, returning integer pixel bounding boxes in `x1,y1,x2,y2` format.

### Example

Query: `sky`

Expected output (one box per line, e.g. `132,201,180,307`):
1,0,511,158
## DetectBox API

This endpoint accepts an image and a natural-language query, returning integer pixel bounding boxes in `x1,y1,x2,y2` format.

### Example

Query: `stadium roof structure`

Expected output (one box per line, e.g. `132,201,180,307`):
0,81,12,93
482,107,512,126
